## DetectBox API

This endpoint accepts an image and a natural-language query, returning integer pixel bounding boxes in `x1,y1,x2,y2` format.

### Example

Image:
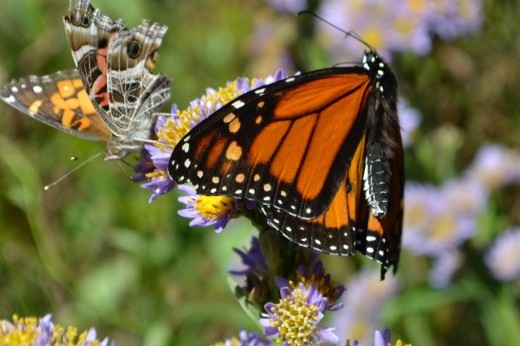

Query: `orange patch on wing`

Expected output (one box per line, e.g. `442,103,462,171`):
77,89,97,115
228,117,241,133
270,115,316,184
205,136,227,168
226,141,243,161
28,100,43,114
346,135,366,222
249,120,291,165
274,74,370,118
72,79,84,88
223,113,236,123
194,129,218,161
304,177,349,228
57,80,76,98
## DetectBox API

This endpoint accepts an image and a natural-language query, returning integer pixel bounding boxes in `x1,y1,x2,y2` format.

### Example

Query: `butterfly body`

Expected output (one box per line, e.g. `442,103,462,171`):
1,0,171,160
169,51,403,276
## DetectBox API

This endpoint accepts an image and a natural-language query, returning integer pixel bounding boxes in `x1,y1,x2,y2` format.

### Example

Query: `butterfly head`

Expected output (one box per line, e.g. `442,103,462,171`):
362,51,397,98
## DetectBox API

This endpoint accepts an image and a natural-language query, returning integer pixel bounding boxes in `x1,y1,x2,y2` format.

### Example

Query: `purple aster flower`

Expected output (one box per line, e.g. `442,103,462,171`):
465,144,520,190
485,227,520,282
177,184,236,233
140,143,176,203
331,268,399,345
260,282,339,345
428,250,463,288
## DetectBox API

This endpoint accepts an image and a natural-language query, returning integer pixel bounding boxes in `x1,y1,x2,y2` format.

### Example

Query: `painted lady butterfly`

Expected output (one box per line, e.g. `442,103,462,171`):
0,0,171,160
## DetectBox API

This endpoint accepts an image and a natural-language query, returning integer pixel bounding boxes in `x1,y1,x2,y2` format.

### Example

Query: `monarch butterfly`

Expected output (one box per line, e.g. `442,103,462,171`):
168,39,403,278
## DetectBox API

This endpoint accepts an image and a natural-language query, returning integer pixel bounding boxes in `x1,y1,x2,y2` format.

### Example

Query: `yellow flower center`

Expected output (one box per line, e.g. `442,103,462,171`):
194,195,235,220
269,286,319,346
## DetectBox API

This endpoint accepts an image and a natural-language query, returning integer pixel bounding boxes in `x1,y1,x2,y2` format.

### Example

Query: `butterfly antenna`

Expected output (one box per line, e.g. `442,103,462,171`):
43,151,103,190
297,10,374,51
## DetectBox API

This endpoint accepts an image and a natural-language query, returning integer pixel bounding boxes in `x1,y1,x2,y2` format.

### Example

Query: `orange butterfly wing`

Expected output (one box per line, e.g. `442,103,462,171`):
0,70,112,141
171,68,373,219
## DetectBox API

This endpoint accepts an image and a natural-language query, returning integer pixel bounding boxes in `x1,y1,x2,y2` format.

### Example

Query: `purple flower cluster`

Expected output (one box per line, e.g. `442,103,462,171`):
403,143,520,287
317,0,483,60
228,236,347,345
0,314,113,346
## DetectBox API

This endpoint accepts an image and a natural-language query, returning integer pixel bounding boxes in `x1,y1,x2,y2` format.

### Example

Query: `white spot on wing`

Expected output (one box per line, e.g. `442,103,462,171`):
232,100,245,109
182,143,190,152
184,159,191,168
33,85,43,93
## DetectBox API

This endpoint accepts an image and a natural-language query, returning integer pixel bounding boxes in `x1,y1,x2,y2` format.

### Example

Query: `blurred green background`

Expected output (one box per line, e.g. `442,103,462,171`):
0,0,519,345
